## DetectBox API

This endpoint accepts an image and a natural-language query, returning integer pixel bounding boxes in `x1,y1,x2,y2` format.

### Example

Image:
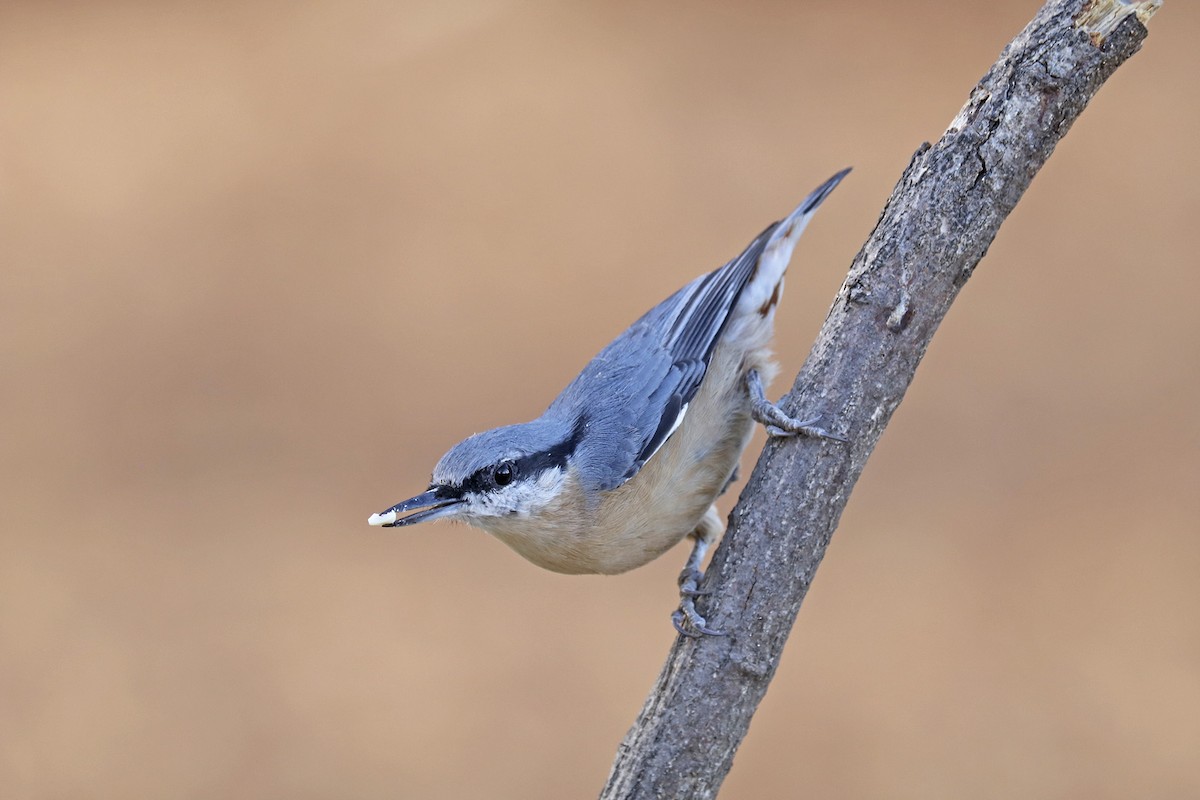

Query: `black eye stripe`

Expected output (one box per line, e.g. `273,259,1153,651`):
454,415,588,495
431,484,462,500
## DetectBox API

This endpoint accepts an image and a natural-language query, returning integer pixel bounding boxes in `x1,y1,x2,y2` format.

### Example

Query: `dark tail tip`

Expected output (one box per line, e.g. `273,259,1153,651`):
800,167,853,214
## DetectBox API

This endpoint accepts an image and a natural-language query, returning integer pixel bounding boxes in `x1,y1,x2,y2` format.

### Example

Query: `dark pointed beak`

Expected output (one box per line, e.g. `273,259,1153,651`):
367,489,464,528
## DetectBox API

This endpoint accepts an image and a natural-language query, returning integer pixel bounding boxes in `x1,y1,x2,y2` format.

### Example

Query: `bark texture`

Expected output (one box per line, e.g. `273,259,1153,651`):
601,1,1159,798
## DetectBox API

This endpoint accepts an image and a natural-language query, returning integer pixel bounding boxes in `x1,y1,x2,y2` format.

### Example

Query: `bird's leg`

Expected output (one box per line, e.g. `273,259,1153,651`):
746,368,847,442
672,505,725,638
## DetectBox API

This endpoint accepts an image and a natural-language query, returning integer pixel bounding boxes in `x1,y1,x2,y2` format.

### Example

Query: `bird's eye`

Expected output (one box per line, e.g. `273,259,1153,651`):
493,461,516,487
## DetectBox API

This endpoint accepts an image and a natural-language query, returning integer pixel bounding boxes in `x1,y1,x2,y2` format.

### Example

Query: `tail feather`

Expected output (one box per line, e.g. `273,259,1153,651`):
735,168,851,316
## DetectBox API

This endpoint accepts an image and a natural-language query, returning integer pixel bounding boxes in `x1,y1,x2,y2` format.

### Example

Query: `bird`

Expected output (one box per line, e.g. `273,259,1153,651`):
369,169,850,635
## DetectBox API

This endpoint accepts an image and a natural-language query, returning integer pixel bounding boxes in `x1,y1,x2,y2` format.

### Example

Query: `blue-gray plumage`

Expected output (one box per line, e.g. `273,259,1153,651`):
370,169,849,635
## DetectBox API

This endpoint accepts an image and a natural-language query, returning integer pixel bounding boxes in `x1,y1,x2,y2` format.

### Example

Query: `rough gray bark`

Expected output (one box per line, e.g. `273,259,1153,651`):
600,1,1159,798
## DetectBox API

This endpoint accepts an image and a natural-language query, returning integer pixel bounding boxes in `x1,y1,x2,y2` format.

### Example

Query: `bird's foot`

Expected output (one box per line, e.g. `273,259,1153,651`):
677,565,711,597
763,419,847,441
672,567,724,638
747,369,847,442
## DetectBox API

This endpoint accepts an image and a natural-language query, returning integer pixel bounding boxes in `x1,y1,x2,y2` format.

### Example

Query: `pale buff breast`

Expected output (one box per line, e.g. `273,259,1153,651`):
480,309,780,576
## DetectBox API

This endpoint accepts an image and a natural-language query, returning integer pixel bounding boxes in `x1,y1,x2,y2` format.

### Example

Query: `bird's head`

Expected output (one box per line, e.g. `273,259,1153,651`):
368,417,586,529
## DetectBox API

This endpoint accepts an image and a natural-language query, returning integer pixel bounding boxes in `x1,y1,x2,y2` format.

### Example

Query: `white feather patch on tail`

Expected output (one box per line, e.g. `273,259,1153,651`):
733,202,814,318
733,169,849,319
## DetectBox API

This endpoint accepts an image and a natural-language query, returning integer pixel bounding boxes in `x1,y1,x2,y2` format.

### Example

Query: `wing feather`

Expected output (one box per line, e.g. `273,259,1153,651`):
625,223,778,468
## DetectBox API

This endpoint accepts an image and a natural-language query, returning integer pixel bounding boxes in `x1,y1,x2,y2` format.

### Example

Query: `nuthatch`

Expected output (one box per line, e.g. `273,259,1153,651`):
369,169,849,635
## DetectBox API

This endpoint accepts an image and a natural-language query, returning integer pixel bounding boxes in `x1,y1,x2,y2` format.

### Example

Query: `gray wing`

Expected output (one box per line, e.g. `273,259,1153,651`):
548,221,779,492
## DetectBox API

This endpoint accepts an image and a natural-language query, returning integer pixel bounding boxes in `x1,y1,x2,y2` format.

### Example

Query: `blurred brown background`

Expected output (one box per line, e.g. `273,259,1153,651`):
2,1,1197,798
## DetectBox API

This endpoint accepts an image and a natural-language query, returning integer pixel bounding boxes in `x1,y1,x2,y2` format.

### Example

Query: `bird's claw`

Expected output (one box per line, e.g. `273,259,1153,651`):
766,417,847,442
747,368,847,443
673,567,725,637
672,602,725,638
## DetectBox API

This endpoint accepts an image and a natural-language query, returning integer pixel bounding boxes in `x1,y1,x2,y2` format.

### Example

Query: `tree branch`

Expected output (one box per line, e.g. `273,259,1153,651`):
600,1,1160,797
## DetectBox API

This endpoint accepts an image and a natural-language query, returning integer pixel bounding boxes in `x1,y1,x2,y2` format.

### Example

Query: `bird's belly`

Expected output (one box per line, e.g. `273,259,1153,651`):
588,416,751,574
